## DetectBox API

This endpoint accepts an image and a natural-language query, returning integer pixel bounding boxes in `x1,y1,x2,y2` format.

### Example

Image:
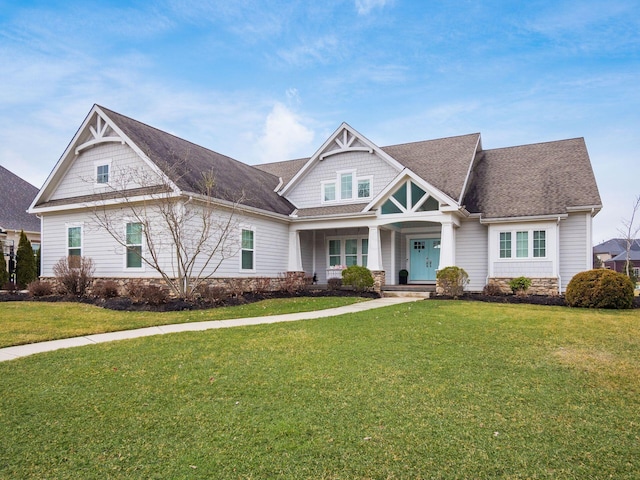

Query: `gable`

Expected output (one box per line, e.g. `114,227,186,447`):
280,124,404,200
32,105,296,216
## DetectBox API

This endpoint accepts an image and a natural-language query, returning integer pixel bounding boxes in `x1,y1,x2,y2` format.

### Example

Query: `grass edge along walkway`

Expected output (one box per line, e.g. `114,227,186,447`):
0,297,420,362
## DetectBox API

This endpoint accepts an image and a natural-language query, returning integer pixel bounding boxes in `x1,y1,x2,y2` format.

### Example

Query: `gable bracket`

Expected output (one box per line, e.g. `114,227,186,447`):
75,114,125,154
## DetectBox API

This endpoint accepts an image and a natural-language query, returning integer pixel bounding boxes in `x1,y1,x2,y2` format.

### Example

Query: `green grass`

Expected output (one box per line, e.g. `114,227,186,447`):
0,296,365,347
1,301,639,478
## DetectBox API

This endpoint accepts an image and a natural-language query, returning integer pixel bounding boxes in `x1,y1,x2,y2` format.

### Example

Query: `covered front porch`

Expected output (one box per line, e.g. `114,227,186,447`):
286,215,459,287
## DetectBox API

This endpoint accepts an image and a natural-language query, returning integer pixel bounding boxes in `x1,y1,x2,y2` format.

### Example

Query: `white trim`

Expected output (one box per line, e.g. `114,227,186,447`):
364,169,459,213
280,122,404,196
94,159,112,188
239,226,256,273
123,220,145,272
29,105,182,213
480,213,568,224
65,222,84,259
320,169,373,205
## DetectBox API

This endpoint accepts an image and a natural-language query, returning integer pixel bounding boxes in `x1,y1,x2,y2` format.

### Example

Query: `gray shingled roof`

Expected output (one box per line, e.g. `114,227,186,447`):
254,157,309,186
99,106,295,216
463,138,601,218
594,238,640,255
381,133,480,201
0,165,41,233
295,203,372,218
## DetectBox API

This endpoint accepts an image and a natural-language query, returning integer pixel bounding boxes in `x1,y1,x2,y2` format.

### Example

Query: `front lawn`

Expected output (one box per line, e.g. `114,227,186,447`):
1,300,639,478
0,296,365,347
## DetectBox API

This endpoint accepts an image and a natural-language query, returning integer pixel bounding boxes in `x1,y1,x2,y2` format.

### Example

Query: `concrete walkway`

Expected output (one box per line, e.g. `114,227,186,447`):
0,297,421,363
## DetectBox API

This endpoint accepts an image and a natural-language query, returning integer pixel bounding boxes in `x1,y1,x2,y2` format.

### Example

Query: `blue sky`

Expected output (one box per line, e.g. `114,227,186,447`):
1,0,638,243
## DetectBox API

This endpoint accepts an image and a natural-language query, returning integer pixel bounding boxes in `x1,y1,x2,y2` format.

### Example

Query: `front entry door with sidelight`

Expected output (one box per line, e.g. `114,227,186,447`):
409,238,441,282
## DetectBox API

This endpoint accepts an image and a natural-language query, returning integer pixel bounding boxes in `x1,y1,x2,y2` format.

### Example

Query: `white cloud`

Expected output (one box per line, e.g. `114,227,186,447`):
277,35,341,66
256,103,315,163
355,0,390,15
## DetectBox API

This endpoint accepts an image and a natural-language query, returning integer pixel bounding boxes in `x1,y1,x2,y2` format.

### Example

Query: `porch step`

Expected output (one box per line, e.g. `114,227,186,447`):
381,285,435,299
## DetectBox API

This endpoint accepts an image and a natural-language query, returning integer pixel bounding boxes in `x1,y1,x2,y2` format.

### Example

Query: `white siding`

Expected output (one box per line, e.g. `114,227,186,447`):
488,221,558,280
455,219,488,292
287,151,399,208
49,143,160,201
559,213,590,291
40,205,290,279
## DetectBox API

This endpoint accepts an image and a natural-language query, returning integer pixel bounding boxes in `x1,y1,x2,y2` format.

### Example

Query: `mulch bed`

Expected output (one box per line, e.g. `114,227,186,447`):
1,289,638,311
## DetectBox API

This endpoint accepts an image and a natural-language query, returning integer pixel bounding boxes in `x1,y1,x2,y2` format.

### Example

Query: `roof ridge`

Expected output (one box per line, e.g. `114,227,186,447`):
381,132,480,149
97,105,279,180
483,137,585,153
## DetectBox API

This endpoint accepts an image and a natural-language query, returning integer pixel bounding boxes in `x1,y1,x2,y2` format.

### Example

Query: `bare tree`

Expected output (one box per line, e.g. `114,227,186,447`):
89,161,245,299
617,194,640,278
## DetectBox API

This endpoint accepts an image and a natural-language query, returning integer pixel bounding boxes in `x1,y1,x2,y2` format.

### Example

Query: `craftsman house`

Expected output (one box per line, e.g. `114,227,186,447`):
29,105,602,294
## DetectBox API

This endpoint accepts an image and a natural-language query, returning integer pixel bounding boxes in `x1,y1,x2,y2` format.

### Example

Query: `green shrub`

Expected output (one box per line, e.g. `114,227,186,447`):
16,231,37,289
509,276,532,295
436,266,469,298
342,265,374,292
565,269,634,309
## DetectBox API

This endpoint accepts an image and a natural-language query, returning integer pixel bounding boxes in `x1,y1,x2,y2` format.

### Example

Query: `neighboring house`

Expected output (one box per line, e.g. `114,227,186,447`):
595,239,640,277
0,165,41,276
29,105,602,294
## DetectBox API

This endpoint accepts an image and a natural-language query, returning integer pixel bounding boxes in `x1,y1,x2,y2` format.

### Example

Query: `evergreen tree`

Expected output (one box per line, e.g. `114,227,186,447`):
0,241,8,287
16,231,37,288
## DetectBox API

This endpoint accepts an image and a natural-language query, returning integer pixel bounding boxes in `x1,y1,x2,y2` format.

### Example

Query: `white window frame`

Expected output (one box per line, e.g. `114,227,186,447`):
497,229,548,260
94,159,112,187
123,221,145,271
240,226,256,272
326,235,369,267
66,223,84,267
321,170,372,204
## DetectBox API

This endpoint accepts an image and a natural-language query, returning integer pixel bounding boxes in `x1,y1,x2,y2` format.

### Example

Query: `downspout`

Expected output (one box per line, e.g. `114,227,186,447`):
556,216,562,294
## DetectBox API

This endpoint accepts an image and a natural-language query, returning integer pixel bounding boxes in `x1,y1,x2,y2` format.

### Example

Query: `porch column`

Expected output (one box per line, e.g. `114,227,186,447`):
439,221,456,269
288,230,303,271
368,226,383,271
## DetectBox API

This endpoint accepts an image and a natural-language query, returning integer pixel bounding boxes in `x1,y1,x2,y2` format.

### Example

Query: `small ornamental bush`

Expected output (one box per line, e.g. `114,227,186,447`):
436,266,469,298
341,265,374,292
92,280,120,299
483,283,503,296
27,280,53,297
53,256,95,296
509,276,532,295
565,269,634,309
195,284,229,303
327,277,342,290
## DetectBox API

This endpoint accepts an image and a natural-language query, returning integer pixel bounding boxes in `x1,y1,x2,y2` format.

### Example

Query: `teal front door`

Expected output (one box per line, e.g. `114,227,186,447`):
409,238,441,282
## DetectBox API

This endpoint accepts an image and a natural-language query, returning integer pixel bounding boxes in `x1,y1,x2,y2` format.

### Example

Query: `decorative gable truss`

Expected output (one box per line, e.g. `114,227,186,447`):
280,123,404,197
75,114,125,154
365,170,462,217
320,128,373,159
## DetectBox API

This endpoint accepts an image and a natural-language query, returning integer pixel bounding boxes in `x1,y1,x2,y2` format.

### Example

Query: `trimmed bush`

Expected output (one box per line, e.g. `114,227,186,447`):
483,283,503,296
436,266,469,298
509,276,532,295
92,280,120,299
27,280,53,297
327,278,342,290
565,269,634,309
53,256,95,296
341,265,374,292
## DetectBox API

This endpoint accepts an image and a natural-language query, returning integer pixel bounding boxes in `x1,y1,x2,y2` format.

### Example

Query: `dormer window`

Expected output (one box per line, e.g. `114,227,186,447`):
322,170,372,204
